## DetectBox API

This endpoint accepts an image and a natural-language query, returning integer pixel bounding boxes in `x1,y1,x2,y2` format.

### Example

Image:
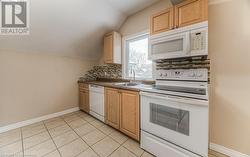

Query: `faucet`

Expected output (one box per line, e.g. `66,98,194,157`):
130,67,136,83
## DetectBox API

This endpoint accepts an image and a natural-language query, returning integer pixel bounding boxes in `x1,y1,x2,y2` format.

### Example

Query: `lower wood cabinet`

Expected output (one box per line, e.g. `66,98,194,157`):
120,90,140,141
105,87,140,141
105,88,120,129
79,83,89,113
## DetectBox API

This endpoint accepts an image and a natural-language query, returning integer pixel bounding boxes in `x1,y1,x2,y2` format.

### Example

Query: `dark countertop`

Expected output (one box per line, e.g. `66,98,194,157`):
78,80,154,92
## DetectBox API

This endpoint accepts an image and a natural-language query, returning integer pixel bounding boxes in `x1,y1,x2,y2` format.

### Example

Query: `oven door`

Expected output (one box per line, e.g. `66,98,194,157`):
149,32,190,60
140,92,208,157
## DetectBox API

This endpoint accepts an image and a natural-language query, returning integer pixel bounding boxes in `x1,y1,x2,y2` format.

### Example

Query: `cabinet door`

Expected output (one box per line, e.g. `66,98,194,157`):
151,8,174,35
104,33,113,64
105,88,120,129
174,0,208,28
120,90,140,141
79,89,89,113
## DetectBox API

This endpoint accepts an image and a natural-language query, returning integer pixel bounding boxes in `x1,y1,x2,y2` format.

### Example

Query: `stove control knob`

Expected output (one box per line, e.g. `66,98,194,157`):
197,73,203,77
160,73,163,77
189,72,196,77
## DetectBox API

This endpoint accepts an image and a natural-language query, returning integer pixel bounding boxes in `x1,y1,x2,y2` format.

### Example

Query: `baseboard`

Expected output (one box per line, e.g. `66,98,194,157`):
0,107,79,133
210,143,250,157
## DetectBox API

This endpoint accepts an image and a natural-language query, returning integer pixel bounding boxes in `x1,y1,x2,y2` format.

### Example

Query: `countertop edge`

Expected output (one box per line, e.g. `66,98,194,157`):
78,81,145,92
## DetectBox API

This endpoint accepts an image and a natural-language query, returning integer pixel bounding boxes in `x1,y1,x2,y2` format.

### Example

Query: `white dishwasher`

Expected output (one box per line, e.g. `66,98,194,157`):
89,84,105,122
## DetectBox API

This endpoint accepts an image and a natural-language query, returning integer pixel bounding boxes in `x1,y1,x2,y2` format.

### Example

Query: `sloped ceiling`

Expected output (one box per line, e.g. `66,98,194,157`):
0,0,160,60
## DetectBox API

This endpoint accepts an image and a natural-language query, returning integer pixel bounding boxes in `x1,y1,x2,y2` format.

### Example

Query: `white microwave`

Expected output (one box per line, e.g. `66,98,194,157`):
149,22,208,60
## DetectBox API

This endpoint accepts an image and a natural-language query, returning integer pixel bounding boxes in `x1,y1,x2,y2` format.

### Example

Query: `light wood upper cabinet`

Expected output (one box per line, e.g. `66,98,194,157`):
150,0,208,35
174,0,208,28
105,88,120,129
151,8,174,35
120,90,140,141
103,32,121,64
79,83,89,113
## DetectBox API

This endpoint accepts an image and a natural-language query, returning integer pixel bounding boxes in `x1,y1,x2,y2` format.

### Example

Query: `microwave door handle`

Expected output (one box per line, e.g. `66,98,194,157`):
151,33,187,43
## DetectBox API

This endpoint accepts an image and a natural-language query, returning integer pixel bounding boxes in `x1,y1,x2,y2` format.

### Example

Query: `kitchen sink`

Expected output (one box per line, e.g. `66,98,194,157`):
114,82,139,87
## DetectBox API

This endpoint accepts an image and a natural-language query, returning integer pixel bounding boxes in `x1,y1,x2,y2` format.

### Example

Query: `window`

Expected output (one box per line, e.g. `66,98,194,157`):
123,33,152,79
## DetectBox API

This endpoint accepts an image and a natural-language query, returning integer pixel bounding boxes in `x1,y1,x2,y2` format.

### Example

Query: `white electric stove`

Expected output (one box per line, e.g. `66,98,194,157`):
140,68,209,157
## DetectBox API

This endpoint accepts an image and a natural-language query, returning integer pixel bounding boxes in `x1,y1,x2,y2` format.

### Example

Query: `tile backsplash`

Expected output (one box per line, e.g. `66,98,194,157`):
81,64,122,81
155,57,210,70
79,57,210,82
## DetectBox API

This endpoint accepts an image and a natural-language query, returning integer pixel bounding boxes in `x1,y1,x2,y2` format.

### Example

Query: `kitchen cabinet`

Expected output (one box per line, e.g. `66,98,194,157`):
174,0,208,28
105,88,140,141
79,83,89,113
150,0,208,35
120,90,140,141
105,88,120,129
103,32,121,64
151,8,174,35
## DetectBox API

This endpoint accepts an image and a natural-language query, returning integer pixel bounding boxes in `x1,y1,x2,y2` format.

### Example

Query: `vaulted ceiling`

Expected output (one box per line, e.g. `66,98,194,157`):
0,0,160,60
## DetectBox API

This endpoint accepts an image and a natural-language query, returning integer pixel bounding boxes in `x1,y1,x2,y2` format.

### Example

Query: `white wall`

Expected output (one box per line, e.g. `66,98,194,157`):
0,52,96,126
119,0,172,36
209,0,250,155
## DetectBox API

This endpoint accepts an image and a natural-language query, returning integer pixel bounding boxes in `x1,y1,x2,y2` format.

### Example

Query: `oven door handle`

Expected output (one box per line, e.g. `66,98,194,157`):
140,92,208,107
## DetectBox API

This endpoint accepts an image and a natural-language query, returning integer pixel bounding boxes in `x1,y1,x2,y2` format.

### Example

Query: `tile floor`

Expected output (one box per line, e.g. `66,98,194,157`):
0,111,228,157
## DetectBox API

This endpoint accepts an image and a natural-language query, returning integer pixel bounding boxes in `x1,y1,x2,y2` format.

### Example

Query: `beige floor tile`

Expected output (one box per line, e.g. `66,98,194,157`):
141,151,155,157
76,148,98,157
43,150,61,157
92,137,120,157
67,118,88,129
44,117,62,123
89,119,105,128
48,124,72,137
22,122,44,131
22,124,46,138
123,139,144,156
109,130,128,144
98,125,115,135
82,129,106,146
24,140,56,157
23,131,50,149
71,111,82,115
63,114,81,123
53,130,79,148
59,139,89,157
83,115,96,122
110,146,137,157
63,111,79,117
45,119,66,130
0,140,22,156
74,123,96,136
77,111,88,117
0,129,21,147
